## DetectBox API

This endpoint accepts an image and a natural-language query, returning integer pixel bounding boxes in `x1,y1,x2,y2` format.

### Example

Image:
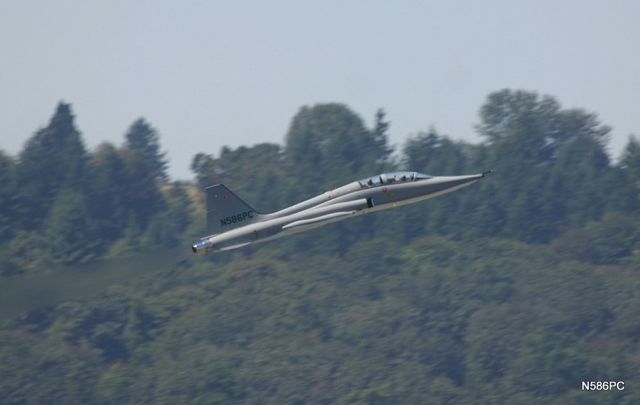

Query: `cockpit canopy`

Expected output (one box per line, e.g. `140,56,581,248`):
358,171,432,188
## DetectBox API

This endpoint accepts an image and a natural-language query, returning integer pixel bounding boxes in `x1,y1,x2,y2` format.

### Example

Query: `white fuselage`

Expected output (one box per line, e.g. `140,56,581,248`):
192,173,485,254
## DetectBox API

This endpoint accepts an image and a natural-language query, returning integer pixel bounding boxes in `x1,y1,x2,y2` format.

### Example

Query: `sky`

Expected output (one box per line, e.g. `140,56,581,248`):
1,0,638,180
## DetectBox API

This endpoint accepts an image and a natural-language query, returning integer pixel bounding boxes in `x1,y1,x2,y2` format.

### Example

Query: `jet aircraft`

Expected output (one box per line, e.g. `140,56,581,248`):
192,170,491,255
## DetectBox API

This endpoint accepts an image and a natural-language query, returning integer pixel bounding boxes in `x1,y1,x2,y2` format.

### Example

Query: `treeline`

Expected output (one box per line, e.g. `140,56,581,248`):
2,239,640,403
1,89,640,404
1,90,639,269
0,103,192,273
190,90,640,261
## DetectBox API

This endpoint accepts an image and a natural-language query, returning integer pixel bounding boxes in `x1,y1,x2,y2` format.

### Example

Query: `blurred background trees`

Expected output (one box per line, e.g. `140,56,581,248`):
1,90,639,403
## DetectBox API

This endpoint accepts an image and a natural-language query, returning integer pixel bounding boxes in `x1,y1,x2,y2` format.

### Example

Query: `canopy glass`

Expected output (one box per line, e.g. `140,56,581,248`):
358,171,432,187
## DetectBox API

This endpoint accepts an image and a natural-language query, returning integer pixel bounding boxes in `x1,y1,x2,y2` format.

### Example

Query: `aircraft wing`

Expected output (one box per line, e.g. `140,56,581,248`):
282,211,356,231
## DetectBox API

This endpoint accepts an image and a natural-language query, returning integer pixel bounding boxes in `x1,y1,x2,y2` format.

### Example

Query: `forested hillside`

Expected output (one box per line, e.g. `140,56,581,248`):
1,89,639,404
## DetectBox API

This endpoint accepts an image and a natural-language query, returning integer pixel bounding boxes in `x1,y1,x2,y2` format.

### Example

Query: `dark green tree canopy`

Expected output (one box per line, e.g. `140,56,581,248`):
0,151,16,241
2,92,640,404
403,127,468,175
88,143,130,242
44,188,98,263
621,135,640,174
478,89,609,167
15,102,88,228
124,118,168,182
372,108,393,164
472,90,614,242
285,103,392,191
119,119,169,227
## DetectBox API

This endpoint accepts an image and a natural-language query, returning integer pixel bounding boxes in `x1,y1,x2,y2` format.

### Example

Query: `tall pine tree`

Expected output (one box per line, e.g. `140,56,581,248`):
121,118,168,227
15,102,88,229
88,143,130,244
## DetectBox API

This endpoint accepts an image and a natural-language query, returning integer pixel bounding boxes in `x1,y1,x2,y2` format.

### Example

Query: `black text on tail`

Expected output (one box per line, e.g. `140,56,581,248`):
206,184,262,234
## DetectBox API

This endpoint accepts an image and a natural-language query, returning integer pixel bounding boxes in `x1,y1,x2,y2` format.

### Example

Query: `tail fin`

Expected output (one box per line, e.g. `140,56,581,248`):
206,184,262,234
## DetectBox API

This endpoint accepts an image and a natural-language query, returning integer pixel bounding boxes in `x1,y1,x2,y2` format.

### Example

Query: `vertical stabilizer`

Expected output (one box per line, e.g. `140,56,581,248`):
206,184,262,234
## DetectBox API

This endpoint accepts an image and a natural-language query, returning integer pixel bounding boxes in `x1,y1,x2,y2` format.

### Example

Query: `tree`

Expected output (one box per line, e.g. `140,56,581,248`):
393,128,463,239
43,188,99,263
285,104,391,193
88,143,129,244
121,119,168,227
477,89,608,172
124,118,168,182
542,132,610,230
476,90,612,241
615,135,640,214
190,152,217,188
372,108,393,165
0,151,16,242
552,213,639,264
15,102,88,229
191,144,289,215
403,127,468,175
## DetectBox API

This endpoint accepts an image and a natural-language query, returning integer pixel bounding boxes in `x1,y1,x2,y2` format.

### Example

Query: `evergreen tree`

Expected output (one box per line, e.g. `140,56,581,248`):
542,133,610,230
15,102,88,229
397,128,470,239
88,143,130,244
372,108,393,165
0,151,16,242
121,119,168,227
190,152,217,188
403,127,467,175
621,135,640,175
124,118,168,182
43,188,99,263
285,104,391,195
616,135,640,214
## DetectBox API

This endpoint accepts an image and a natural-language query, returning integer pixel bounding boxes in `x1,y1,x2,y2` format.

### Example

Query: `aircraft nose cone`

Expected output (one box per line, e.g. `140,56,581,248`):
456,175,482,187
427,173,486,195
446,173,484,185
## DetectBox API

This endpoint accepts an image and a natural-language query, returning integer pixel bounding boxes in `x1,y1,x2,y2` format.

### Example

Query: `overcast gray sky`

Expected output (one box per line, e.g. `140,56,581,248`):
1,0,638,179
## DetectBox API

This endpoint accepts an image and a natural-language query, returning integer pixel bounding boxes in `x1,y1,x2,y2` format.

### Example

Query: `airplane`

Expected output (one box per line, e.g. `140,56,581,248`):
192,170,491,255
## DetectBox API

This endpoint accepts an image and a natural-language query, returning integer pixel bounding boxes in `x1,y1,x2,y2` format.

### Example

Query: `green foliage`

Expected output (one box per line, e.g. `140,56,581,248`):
44,188,100,263
403,127,468,175
88,143,130,243
3,92,640,403
466,89,613,242
4,237,640,403
124,118,168,182
615,136,640,214
552,213,640,264
0,151,16,242
285,103,391,194
121,119,168,227
15,102,88,229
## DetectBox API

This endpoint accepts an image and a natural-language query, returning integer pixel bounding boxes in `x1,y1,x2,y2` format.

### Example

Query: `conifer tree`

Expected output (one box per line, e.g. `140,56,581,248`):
44,188,98,263
124,118,168,182
285,104,391,195
15,102,88,229
121,119,168,227
617,135,640,214
0,151,16,242
89,143,129,243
